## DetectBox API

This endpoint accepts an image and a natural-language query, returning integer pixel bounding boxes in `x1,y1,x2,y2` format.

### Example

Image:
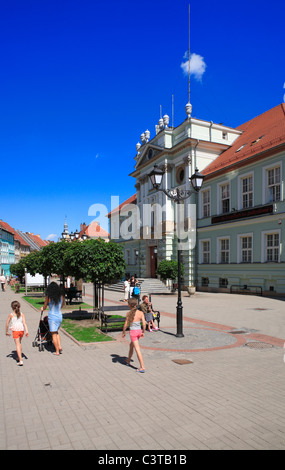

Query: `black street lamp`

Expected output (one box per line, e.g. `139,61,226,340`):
148,164,204,337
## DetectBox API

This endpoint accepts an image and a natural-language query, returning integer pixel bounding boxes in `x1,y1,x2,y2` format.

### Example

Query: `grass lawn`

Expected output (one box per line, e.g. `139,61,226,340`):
61,319,114,343
23,295,123,343
22,295,92,311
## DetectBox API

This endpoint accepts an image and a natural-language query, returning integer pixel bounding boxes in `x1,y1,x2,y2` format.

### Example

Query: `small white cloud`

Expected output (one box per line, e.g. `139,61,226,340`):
181,52,206,81
95,153,99,159
47,233,58,240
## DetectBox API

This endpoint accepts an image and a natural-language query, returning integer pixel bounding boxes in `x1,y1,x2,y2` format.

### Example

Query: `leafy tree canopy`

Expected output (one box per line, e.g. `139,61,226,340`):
156,259,184,281
63,238,126,284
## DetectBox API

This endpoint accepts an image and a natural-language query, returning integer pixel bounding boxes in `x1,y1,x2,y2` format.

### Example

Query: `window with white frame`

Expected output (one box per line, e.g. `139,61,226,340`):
240,235,253,263
201,240,210,264
267,166,280,202
242,175,253,208
261,230,280,263
218,237,230,263
266,233,280,262
220,183,230,214
202,189,210,218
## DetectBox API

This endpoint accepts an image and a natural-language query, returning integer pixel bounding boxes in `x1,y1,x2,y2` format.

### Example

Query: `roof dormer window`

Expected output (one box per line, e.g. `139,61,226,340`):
251,135,264,146
236,144,247,153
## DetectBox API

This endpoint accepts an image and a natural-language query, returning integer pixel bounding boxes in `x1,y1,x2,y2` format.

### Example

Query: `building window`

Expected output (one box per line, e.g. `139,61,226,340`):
176,166,185,185
201,277,209,287
201,240,210,264
202,189,210,218
219,278,228,287
267,166,280,202
266,233,279,262
242,176,253,209
218,238,230,264
240,236,252,263
220,183,230,214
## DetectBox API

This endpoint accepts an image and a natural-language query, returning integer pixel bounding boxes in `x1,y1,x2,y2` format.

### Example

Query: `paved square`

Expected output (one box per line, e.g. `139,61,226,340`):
1,285,285,450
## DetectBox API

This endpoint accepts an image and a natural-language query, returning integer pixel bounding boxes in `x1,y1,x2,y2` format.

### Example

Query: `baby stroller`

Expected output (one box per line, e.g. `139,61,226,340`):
32,312,52,352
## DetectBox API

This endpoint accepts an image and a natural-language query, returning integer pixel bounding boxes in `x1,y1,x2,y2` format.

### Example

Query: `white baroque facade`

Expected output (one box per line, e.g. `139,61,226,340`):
109,112,241,286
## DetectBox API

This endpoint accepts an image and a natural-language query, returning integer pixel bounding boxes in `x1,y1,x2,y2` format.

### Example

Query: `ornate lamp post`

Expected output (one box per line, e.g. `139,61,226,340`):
148,164,204,337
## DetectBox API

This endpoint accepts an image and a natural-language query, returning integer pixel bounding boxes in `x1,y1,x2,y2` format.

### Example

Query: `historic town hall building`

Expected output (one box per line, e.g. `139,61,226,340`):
108,103,285,296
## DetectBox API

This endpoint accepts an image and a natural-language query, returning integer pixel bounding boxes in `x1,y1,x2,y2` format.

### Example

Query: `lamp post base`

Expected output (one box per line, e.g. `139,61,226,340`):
175,333,184,338
176,303,184,338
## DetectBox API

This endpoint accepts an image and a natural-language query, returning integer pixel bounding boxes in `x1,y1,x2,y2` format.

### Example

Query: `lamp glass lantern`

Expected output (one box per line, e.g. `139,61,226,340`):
190,168,205,191
74,230,79,239
148,164,164,189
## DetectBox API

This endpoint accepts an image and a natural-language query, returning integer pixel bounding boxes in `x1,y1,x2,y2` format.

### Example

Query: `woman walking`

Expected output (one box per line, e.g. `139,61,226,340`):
41,282,64,356
122,298,146,373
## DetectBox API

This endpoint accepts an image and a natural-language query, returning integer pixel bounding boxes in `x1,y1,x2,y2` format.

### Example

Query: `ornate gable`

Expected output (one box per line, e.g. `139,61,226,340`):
135,143,164,170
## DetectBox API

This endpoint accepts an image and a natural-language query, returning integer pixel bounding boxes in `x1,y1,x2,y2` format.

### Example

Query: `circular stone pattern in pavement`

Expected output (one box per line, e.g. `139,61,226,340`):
140,326,247,353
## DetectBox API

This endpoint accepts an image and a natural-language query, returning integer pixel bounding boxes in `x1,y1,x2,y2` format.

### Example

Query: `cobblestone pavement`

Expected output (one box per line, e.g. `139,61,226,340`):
1,285,285,450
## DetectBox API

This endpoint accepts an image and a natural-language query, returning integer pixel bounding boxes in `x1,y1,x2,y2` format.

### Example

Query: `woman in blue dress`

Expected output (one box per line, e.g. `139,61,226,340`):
41,282,64,355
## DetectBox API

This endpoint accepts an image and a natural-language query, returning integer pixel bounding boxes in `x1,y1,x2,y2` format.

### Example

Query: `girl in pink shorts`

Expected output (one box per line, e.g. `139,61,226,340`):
122,298,146,373
6,301,29,366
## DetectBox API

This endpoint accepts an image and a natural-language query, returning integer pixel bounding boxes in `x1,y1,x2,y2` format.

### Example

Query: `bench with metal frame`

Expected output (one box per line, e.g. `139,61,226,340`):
230,285,262,296
65,289,83,304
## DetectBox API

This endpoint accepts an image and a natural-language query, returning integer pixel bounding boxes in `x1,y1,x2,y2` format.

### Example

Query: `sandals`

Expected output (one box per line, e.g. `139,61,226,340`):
136,368,146,373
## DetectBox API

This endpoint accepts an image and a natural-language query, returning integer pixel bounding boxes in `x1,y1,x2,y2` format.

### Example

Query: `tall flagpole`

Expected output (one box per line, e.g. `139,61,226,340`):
185,4,192,119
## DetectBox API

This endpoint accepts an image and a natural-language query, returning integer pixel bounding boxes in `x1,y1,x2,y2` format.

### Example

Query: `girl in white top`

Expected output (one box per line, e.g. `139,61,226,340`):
6,301,29,366
122,298,146,372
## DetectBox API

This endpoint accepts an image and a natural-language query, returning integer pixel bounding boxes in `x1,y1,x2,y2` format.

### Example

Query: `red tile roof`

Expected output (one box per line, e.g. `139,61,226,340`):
0,221,29,247
27,233,50,247
203,103,285,179
79,221,109,239
107,194,137,217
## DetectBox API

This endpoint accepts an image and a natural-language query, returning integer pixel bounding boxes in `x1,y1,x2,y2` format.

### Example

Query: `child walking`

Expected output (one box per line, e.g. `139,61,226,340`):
122,298,146,373
6,301,29,366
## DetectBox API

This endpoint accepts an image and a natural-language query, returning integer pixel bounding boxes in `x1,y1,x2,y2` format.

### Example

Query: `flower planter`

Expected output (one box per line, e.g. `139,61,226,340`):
187,286,196,296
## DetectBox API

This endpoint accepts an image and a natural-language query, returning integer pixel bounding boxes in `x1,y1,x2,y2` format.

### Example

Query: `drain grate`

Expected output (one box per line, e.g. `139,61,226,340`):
245,342,273,349
172,359,193,365
230,330,247,334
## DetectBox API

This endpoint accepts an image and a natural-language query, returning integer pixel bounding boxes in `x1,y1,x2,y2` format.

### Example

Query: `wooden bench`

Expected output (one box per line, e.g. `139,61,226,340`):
65,289,83,304
99,304,129,333
99,299,161,333
230,285,262,296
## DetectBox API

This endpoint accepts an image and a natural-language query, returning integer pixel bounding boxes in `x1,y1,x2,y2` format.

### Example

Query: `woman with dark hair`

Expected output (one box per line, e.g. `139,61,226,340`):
41,282,64,355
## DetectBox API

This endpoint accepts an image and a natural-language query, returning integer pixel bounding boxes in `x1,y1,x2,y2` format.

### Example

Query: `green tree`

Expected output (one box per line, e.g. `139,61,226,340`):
36,241,70,283
23,251,42,276
10,258,26,281
156,259,184,281
63,238,126,284
63,238,126,308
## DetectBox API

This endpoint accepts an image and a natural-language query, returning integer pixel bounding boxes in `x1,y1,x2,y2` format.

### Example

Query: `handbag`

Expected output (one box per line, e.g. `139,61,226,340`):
133,286,140,295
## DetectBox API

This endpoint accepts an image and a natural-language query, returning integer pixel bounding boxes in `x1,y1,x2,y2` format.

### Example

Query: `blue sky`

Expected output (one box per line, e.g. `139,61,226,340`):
1,0,284,240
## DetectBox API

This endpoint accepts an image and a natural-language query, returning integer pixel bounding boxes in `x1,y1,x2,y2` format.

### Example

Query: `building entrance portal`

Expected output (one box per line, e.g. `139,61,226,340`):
149,246,157,278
